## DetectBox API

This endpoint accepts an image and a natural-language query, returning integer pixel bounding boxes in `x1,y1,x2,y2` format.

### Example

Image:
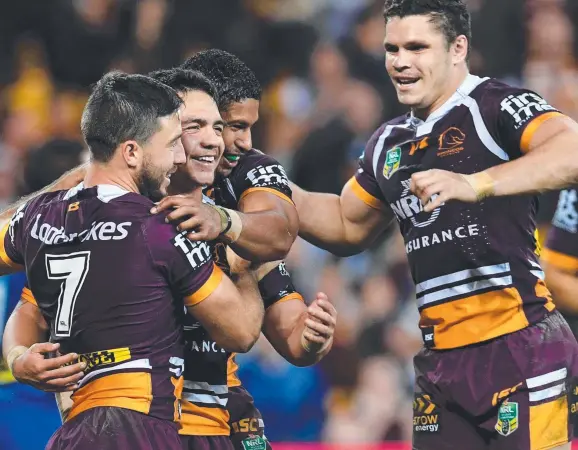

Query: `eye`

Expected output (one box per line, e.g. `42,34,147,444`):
184,124,200,131
214,126,224,136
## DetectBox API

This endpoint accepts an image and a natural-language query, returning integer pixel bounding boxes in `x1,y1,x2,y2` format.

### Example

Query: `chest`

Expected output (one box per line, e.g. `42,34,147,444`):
376,112,496,205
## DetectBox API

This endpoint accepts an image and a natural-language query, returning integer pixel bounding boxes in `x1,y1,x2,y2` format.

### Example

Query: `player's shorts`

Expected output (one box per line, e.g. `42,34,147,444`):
228,385,272,450
180,435,235,450
46,406,182,450
413,310,578,450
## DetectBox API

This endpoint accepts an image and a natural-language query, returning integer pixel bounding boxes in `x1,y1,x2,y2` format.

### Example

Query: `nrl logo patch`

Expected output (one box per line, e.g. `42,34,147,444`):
495,401,518,437
383,147,402,179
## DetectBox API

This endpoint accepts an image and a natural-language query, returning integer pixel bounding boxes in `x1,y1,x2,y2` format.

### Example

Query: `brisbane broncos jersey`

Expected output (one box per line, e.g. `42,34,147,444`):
352,74,563,349
0,184,222,422
542,187,578,272
180,150,301,436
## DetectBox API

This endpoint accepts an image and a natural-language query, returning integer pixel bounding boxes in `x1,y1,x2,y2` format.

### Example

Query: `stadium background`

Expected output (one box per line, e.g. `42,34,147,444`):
0,0,577,448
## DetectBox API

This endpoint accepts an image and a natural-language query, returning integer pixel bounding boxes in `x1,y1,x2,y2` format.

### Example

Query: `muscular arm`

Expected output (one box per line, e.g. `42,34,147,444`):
291,181,393,257
484,116,578,196
188,270,264,353
2,301,49,356
231,191,298,262
542,261,578,314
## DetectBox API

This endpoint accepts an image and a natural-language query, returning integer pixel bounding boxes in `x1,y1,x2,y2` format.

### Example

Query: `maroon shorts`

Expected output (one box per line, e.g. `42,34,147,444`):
46,406,181,450
413,310,578,450
228,385,272,450
180,435,235,450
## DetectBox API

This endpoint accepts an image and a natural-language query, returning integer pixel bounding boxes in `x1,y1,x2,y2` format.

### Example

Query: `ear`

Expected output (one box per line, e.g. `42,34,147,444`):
120,140,141,168
451,35,468,65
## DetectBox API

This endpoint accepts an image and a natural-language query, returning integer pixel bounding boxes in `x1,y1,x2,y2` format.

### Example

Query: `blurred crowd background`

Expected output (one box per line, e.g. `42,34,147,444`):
1,0,578,446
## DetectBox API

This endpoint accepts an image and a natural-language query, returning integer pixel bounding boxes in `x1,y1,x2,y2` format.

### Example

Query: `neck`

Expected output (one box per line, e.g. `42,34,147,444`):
414,67,470,120
84,160,139,194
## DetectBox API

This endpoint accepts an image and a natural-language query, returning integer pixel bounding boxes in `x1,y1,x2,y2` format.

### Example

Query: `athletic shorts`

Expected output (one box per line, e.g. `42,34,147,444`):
46,406,181,450
180,435,235,450
413,310,578,450
228,385,272,450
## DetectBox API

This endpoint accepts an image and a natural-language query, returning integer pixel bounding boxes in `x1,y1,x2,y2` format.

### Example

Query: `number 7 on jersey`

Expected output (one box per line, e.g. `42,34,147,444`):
45,251,91,337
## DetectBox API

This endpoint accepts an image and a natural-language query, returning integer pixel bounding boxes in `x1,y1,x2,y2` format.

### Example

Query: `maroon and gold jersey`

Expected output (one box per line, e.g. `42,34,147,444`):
180,150,301,436
351,75,563,349
1,184,222,422
542,187,578,272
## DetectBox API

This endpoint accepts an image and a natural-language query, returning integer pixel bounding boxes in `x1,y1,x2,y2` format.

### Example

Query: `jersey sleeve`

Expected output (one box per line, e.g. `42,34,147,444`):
351,124,388,209
0,203,29,270
20,281,37,306
258,261,303,309
481,84,565,159
542,187,578,272
146,215,223,307
234,152,293,205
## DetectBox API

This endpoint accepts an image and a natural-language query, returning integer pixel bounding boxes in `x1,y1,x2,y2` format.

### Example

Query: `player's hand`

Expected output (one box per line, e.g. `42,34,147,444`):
151,189,222,241
52,163,88,191
302,292,337,353
410,169,477,212
11,343,86,392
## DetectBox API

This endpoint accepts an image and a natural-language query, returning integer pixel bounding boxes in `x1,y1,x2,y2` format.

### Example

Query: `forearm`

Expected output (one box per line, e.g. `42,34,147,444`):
483,125,578,197
290,183,362,256
229,210,296,262
229,271,265,351
543,266,578,314
277,312,332,367
2,301,48,360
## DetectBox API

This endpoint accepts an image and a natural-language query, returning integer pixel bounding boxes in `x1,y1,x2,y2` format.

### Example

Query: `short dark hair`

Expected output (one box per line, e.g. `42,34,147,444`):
383,0,471,54
149,68,219,105
81,71,183,162
24,139,85,194
180,49,262,111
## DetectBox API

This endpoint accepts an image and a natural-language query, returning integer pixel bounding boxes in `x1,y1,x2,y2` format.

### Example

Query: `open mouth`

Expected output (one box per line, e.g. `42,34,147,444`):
395,77,420,89
192,155,216,165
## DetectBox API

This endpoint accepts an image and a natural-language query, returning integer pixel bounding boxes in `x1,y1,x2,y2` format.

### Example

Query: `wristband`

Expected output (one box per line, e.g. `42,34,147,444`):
217,207,243,243
461,171,495,201
6,345,28,374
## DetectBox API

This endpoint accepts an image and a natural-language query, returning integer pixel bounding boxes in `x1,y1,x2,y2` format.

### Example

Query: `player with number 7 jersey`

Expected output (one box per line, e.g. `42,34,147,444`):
0,72,265,450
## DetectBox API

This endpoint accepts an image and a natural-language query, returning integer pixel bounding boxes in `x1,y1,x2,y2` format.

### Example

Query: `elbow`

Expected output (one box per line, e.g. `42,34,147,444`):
232,333,260,354
224,329,261,354
286,355,316,367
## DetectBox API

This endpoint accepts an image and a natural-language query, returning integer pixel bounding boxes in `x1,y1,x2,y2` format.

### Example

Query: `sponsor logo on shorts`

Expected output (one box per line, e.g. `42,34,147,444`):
413,394,440,433
232,418,261,434
500,93,555,129
495,401,518,437
241,435,267,450
437,127,465,157
570,385,578,415
492,382,523,406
